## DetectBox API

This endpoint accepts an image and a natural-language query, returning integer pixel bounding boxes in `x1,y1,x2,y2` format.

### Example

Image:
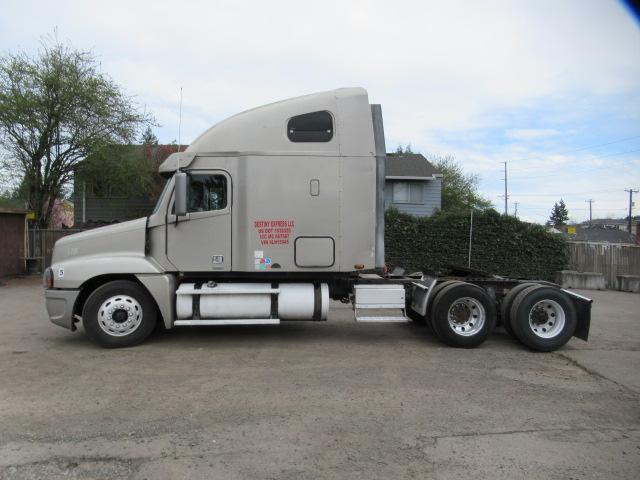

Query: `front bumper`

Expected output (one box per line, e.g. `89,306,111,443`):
45,288,80,331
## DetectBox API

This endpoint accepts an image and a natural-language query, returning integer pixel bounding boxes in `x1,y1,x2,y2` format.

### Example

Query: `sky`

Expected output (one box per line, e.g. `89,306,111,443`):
1,0,639,224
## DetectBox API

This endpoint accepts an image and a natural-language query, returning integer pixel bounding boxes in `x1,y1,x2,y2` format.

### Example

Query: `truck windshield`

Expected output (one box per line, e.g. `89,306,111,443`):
151,179,171,215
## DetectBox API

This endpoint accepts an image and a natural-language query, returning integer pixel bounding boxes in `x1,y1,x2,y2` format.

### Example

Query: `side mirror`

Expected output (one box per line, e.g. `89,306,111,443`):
174,172,188,216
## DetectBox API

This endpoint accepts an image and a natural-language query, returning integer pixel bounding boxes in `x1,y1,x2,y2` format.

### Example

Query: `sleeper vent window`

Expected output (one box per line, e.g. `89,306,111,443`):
287,111,333,142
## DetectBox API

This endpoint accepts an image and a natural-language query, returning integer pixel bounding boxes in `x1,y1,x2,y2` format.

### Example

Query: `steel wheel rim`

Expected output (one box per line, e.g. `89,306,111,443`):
528,299,565,339
97,295,143,337
447,297,486,336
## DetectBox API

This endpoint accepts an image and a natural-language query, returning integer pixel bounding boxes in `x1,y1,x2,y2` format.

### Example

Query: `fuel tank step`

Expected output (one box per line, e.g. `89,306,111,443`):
174,319,280,326
353,283,409,322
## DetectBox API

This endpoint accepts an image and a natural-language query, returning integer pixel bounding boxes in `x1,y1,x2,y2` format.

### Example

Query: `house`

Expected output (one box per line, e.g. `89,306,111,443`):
73,144,179,227
384,153,442,217
580,217,638,236
0,206,27,277
570,226,638,245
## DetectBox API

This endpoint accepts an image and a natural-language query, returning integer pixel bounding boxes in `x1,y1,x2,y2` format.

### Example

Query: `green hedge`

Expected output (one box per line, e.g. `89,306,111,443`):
384,208,568,281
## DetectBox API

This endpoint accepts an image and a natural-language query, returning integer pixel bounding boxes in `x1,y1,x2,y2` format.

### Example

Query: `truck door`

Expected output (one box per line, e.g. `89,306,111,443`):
166,171,232,272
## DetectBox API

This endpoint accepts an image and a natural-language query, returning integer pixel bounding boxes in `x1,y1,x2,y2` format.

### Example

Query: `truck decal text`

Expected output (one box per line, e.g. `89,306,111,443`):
253,219,295,246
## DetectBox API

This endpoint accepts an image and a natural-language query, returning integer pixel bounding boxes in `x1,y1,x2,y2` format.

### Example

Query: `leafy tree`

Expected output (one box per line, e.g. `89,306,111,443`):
395,144,413,154
548,199,569,228
76,141,177,204
428,154,492,212
0,188,25,209
140,126,159,146
0,35,152,227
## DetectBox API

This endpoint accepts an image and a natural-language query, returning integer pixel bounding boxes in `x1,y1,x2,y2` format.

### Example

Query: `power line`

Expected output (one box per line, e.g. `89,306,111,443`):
510,188,620,197
505,134,640,165
543,135,640,157
509,147,640,181
516,205,628,212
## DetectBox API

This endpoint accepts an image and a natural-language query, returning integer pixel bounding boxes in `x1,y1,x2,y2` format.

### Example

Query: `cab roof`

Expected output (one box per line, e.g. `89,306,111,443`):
159,87,375,173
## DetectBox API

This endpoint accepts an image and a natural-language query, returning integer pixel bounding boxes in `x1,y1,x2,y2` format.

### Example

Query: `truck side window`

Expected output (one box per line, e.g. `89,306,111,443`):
188,174,227,212
287,111,333,142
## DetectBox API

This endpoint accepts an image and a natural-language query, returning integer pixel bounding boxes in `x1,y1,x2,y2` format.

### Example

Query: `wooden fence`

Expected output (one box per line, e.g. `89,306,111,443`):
566,241,640,289
27,229,82,272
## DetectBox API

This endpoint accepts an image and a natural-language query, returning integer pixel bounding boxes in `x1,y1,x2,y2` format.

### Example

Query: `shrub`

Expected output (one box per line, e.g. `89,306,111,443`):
384,208,568,281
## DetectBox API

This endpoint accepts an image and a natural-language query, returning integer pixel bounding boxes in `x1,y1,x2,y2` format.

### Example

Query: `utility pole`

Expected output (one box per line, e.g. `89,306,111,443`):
586,199,594,227
514,202,519,218
501,162,508,215
625,188,638,233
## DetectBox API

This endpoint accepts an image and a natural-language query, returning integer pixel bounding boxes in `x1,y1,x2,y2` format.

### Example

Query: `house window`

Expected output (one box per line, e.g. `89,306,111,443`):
287,111,333,142
392,182,423,204
187,174,227,212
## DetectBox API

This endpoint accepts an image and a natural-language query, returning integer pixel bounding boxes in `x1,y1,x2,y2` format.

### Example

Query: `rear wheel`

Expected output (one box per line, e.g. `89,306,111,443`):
509,285,576,352
500,282,538,337
407,280,460,326
426,280,464,333
82,280,157,348
430,283,497,348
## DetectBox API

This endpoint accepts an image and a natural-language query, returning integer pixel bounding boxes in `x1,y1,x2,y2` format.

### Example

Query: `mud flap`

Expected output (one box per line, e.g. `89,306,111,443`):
562,289,592,341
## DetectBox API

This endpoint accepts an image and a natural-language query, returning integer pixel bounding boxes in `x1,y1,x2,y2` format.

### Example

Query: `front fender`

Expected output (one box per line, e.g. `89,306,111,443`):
136,274,176,329
51,254,163,289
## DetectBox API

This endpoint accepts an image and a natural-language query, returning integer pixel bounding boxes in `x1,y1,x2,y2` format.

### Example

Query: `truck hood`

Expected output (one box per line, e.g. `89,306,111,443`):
52,218,147,264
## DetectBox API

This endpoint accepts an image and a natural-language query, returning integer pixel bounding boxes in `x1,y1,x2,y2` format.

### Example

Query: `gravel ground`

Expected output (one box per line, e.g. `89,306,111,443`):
0,276,638,479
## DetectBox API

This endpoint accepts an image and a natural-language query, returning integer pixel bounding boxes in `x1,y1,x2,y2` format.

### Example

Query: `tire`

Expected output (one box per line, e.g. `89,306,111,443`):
82,280,157,348
425,280,464,334
430,282,497,348
509,285,576,352
499,282,538,338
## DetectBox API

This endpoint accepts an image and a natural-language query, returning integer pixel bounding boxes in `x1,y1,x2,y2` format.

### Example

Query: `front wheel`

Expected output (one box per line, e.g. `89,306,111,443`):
430,283,497,348
82,280,157,348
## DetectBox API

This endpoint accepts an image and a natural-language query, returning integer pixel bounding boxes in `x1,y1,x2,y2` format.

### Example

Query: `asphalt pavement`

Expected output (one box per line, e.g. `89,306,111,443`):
0,276,638,479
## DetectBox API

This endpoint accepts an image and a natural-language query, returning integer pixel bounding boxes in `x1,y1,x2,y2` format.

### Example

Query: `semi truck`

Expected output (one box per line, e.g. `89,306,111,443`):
43,87,592,351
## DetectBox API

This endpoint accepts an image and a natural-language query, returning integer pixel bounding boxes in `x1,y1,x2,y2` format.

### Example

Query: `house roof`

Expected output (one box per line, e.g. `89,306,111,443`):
385,153,441,179
570,227,636,244
585,218,628,226
0,206,28,215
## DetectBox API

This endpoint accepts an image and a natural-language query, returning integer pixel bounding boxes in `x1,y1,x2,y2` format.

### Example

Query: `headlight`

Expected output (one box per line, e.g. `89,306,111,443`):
43,267,53,289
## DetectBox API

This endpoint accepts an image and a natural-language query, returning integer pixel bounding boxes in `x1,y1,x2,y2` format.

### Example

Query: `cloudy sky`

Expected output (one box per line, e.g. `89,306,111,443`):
2,0,639,224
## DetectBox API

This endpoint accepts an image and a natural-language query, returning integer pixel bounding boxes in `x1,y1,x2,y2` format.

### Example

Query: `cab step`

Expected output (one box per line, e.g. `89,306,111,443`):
354,314,409,323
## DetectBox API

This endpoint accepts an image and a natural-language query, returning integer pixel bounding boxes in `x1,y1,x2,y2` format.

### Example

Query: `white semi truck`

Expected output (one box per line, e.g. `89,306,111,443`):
43,88,592,351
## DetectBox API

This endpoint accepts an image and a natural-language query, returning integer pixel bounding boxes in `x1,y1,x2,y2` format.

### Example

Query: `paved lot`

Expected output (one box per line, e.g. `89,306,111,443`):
0,276,638,479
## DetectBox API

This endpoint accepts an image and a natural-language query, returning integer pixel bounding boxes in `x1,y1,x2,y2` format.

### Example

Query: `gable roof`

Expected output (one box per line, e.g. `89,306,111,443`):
385,153,441,179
